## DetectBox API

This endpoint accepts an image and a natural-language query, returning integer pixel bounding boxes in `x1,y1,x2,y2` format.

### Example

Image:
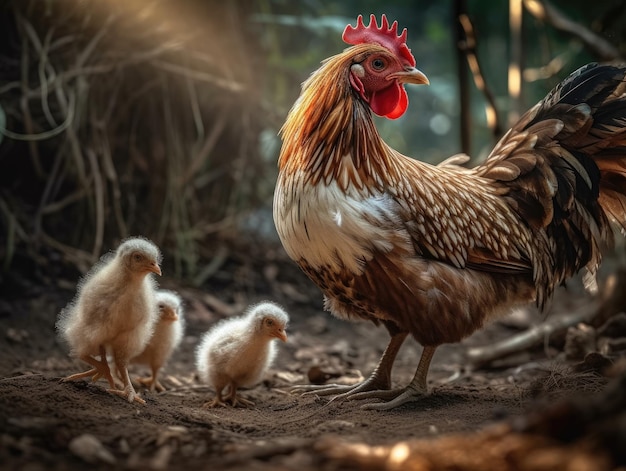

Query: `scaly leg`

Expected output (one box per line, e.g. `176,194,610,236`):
361,345,437,410
108,354,145,405
61,346,116,389
292,332,408,400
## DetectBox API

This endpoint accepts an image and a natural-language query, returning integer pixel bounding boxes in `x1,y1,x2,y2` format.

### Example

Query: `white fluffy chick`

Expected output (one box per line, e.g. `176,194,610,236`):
56,237,161,405
129,290,184,392
196,301,289,408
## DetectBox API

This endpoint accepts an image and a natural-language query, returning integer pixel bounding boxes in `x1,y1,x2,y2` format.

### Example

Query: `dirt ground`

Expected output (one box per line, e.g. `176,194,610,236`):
0,242,622,470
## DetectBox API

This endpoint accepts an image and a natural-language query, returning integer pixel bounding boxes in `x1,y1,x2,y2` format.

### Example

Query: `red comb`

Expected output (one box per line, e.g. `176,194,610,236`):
342,14,416,67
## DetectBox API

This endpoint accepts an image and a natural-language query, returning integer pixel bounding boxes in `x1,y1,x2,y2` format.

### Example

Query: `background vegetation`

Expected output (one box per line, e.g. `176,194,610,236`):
0,0,624,288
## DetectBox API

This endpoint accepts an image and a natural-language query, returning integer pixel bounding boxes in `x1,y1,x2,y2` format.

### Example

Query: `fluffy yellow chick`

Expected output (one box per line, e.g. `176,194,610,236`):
129,290,184,392
196,301,289,408
56,237,161,405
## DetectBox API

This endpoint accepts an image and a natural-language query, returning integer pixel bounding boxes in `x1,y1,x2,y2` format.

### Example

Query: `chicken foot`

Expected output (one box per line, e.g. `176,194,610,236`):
108,355,145,405
61,346,116,389
360,345,436,410
292,332,408,399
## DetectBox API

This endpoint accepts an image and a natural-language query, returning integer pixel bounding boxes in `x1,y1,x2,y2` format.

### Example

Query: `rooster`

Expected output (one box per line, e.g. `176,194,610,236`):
273,14,626,410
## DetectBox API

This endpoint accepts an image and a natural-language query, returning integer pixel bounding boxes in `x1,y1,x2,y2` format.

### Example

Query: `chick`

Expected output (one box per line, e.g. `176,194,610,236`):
196,301,289,408
56,237,162,405
129,290,185,392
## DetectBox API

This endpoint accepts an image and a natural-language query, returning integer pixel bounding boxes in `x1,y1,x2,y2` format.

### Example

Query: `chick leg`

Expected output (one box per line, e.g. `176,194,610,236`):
225,383,255,408
202,383,231,408
136,365,165,392
360,345,436,410
293,331,408,399
108,354,145,405
61,347,116,389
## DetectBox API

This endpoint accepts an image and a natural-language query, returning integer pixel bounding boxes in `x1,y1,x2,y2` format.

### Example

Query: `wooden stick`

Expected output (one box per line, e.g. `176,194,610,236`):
466,308,594,367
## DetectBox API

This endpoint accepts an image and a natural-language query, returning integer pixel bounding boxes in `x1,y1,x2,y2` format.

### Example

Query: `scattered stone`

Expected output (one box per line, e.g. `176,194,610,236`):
68,434,116,465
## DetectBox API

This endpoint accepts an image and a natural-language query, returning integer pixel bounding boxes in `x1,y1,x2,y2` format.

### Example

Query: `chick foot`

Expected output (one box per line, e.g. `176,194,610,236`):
61,351,116,389
227,394,255,408
108,385,146,405
111,361,146,404
224,385,255,408
202,398,229,408
202,391,254,408
136,375,165,393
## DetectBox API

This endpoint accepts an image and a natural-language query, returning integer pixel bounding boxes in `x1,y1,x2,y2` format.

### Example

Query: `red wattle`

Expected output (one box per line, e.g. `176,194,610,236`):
369,84,408,119
386,86,409,119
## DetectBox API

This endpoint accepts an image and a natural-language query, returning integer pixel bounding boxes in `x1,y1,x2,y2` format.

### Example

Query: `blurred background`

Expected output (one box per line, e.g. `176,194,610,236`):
1,0,625,293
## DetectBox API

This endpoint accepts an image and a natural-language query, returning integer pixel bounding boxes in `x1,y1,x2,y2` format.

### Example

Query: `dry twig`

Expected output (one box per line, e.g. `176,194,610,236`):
466,308,595,367
524,0,622,61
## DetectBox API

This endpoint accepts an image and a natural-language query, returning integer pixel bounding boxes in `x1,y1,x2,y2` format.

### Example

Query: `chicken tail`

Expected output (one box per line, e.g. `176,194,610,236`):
548,63,626,234
479,63,626,304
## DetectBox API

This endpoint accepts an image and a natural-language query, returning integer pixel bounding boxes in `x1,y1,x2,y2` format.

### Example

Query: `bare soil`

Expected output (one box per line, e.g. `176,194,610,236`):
0,244,617,470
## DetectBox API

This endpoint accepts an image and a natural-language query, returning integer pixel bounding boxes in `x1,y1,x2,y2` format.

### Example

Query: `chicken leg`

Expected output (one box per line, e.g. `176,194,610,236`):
61,346,116,389
292,331,408,399
360,345,436,410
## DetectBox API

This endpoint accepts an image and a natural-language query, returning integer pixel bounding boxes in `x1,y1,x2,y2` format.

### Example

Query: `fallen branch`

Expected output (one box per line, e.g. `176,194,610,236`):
466,308,595,367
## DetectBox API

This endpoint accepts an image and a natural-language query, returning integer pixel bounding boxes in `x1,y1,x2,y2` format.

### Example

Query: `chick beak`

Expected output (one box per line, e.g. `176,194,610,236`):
274,329,287,342
163,309,179,322
391,67,430,86
150,262,162,276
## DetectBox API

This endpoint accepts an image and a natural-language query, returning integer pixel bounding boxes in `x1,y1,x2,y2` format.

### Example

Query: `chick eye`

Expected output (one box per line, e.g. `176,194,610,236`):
133,254,143,262
371,58,386,71
266,319,274,326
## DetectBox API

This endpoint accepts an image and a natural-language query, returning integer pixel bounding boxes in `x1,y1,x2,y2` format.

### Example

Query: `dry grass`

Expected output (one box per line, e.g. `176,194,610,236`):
0,0,273,279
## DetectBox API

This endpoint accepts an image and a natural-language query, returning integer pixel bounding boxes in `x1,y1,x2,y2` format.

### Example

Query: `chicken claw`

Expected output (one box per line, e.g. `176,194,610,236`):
291,371,389,399
292,332,407,402
360,387,428,410
295,343,435,411
359,346,435,410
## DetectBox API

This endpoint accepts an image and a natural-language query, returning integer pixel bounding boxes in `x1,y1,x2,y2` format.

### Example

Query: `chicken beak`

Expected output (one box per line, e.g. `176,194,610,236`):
150,263,162,276
275,329,288,342
391,67,430,86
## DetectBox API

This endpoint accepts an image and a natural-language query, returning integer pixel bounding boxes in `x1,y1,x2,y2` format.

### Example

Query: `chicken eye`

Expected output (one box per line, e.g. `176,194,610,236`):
133,254,143,262
371,58,386,71
266,319,274,326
